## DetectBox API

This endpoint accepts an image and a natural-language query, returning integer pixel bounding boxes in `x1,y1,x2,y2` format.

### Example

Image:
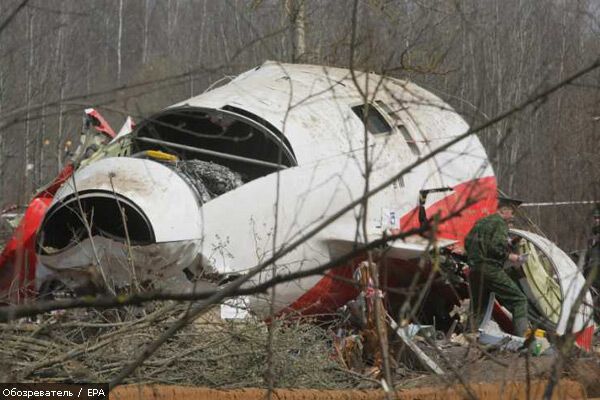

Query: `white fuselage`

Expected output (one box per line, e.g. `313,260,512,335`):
38,62,494,315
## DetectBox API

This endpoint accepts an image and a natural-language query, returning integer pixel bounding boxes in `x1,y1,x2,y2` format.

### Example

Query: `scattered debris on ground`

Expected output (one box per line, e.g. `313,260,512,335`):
2,300,597,394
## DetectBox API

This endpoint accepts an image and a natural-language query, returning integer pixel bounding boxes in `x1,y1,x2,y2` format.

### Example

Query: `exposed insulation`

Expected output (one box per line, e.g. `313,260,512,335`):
174,160,243,203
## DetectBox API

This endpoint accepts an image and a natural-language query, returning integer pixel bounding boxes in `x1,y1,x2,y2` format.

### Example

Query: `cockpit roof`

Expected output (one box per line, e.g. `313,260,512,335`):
171,61,468,166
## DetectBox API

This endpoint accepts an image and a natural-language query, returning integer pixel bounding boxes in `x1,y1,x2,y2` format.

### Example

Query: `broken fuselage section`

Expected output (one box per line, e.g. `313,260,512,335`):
37,104,297,293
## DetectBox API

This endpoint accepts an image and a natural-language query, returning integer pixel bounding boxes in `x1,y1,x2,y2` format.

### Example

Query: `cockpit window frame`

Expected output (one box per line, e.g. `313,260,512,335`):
351,103,394,136
374,100,422,156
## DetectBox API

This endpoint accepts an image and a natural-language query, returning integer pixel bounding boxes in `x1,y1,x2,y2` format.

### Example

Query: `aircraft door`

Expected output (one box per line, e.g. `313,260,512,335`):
508,229,593,335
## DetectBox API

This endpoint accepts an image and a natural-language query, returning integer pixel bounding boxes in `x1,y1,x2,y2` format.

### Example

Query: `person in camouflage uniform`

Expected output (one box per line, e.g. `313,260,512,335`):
465,196,529,336
584,206,600,279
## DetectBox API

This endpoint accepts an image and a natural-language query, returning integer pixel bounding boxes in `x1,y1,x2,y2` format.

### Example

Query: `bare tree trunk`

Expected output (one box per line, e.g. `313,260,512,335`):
55,15,65,172
190,0,207,97
286,0,306,63
142,0,150,64
24,9,34,200
293,0,306,62
86,43,91,94
167,0,178,54
104,12,110,71
38,104,45,188
117,0,123,83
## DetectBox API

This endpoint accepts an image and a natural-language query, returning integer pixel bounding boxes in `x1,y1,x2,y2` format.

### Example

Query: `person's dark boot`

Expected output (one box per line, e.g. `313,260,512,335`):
513,317,528,337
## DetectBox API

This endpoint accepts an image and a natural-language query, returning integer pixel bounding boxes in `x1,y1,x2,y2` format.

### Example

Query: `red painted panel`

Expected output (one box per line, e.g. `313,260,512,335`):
0,164,74,303
86,108,116,138
575,325,594,351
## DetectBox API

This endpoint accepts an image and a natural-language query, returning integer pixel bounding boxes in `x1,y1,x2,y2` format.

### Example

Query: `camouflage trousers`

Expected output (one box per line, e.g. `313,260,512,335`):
469,263,528,326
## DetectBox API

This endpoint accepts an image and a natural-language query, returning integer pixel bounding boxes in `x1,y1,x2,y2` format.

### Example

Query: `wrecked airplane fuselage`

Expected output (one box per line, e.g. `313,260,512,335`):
37,62,496,307
22,61,595,346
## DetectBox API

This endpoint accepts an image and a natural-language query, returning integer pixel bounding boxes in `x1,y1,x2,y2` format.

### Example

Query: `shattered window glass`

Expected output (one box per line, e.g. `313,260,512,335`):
351,104,392,135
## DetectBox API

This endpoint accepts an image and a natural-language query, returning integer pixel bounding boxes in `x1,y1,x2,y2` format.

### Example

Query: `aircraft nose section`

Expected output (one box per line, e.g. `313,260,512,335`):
36,157,206,290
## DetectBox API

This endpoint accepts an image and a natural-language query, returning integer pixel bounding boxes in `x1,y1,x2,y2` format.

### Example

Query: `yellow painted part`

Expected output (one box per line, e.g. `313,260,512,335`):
146,150,178,161
525,328,546,338
519,241,562,324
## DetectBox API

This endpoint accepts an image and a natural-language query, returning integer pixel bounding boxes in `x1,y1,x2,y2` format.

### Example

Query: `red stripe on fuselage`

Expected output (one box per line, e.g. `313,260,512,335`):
399,176,497,246
285,176,498,316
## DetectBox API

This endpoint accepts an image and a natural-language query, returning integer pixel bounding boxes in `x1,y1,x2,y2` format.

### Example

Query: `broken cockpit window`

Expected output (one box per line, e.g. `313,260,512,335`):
132,106,296,183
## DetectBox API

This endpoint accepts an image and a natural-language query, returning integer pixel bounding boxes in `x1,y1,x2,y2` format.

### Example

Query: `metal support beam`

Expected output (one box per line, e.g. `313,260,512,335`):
134,136,287,170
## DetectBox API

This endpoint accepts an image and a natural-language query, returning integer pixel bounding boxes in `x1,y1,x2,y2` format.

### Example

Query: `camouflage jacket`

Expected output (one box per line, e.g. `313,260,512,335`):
465,213,509,269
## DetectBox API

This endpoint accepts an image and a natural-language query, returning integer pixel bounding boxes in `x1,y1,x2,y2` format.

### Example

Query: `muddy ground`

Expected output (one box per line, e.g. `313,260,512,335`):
111,379,586,400
399,345,600,395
